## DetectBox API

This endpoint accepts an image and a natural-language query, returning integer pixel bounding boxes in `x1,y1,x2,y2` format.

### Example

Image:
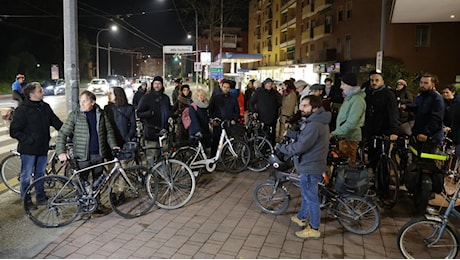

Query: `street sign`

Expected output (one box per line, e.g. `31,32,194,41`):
194,62,202,72
210,63,223,79
376,51,383,73
163,45,193,54
201,52,212,66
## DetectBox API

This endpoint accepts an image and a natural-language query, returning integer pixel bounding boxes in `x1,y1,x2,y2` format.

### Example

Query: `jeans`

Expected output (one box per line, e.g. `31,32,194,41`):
20,154,47,202
297,173,322,230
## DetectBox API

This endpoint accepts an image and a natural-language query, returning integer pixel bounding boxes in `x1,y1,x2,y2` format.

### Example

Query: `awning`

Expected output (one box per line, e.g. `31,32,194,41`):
215,52,263,64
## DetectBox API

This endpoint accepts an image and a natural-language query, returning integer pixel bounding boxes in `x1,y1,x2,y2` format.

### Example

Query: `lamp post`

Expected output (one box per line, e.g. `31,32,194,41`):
96,25,117,79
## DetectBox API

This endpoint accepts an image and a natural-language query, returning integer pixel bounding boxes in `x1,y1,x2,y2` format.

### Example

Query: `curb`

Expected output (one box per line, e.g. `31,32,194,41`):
0,95,12,100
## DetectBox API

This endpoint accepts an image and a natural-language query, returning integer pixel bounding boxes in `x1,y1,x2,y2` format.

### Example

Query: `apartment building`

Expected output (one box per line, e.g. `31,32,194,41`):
248,0,460,86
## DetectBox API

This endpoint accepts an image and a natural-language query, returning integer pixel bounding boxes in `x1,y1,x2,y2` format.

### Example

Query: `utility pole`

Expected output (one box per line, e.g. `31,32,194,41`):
63,0,79,113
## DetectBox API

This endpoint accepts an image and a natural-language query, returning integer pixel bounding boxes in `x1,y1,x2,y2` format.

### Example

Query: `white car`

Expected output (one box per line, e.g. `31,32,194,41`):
87,79,110,94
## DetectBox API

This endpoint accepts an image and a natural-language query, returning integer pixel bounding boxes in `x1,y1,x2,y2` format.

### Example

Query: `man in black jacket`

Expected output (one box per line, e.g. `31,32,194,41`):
208,79,240,156
364,72,399,172
249,78,282,144
10,82,63,207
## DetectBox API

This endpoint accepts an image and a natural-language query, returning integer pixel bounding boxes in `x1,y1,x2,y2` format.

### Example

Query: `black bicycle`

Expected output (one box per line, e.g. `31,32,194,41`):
253,151,380,235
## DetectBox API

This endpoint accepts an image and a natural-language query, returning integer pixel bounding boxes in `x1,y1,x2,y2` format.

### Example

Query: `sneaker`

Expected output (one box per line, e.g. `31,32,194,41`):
291,215,307,227
295,227,321,240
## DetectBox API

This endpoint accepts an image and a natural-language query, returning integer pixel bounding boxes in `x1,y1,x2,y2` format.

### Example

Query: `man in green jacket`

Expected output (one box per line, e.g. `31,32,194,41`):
330,73,366,165
57,90,118,213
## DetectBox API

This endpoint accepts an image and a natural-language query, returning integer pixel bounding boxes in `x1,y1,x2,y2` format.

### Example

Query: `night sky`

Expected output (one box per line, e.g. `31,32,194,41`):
1,0,247,79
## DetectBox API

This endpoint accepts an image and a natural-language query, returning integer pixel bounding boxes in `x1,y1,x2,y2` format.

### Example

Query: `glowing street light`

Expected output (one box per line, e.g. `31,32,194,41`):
96,25,118,78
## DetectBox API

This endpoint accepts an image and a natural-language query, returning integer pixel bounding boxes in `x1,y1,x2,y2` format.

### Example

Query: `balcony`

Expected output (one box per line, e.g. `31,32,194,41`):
302,0,332,19
280,37,295,49
301,31,311,44
280,16,296,31
281,0,296,11
311,23,332,41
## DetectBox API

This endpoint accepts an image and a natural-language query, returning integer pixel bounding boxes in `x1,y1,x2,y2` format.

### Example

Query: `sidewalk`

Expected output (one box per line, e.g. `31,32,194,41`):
33,169,424,259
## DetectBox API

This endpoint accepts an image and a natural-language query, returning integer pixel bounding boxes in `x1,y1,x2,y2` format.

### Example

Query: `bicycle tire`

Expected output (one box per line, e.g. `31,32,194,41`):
375,156,399,209
221,139,250,173
172,146,204,177
109,165,157,219
397,218,459,259
1,154,21,194
150,159,195,210
24,175,80,228
334,195,380,235
253,180,289,215
247,136,273,172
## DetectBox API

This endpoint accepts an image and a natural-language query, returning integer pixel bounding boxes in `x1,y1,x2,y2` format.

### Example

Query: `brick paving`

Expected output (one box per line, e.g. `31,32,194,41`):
33,169,436,259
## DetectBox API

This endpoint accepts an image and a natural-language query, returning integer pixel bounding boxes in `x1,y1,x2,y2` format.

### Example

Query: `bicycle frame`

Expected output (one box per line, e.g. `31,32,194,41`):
48,157,134,210
186,123,237,172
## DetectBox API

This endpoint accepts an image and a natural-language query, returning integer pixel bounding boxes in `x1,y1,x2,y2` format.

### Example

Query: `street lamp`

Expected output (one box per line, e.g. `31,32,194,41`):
96,25,118,79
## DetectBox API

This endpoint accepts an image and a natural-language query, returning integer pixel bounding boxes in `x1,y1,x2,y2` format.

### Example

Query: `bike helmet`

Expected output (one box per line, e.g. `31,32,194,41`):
267,153,292,171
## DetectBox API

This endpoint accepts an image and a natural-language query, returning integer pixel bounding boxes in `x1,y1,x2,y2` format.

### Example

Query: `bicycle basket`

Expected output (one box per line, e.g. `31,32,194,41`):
118,141,138,161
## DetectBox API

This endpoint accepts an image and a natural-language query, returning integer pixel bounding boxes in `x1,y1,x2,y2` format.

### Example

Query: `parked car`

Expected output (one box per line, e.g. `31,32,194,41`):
87,78,110,95
42,79,65,96
106,75,127,88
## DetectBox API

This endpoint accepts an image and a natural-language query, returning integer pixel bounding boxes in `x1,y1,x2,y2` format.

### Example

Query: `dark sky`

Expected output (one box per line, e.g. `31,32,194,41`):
1,0,244,77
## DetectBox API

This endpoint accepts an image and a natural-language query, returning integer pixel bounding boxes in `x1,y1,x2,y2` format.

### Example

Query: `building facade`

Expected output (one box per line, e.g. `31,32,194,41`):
248,0,460,87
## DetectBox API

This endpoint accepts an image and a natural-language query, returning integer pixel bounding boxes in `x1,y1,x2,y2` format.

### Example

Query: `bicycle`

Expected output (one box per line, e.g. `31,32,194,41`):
130,128,196,210
253,151,380,235
245,115,274,172
369,135,400,209
1,142,74,194
172,118,250,177
390,135,412,187
23,146,157,228
397,150,460,258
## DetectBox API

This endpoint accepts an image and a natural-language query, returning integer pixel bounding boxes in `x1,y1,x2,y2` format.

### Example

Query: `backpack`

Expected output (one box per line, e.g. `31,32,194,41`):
181,103,197,130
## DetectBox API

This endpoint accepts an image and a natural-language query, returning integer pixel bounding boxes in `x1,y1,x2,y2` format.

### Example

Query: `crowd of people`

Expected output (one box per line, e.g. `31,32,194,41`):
8,71,460,239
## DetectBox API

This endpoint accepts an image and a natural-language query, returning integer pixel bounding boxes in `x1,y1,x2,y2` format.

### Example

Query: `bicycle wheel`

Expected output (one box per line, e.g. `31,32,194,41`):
334,195,380,235
24,175,80,228
109,166,157,218
376,156,399,209
172,146,204,177
151,159,195,209
398,218,459,259
221,139,250,173
1,153,21,194
247,136,273,172
253,179,289,215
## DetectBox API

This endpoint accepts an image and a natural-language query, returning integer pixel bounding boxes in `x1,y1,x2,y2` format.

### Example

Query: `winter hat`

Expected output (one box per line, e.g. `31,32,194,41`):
263,78,274,85
397,79,408,87
310,84,324,91
341,73,357,86
294,79,308,89
153,76,163,85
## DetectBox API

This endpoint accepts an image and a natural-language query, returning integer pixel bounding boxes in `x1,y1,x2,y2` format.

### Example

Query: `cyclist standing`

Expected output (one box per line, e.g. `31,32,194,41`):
9,82,63,207
276,95,331,240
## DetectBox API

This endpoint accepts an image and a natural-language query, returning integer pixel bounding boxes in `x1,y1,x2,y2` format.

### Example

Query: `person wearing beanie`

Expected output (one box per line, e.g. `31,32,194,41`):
173,84,192,142
364,72,399,174
133,81,148,110
330,73,366,165
172,78,182,105
394,78,414,135
136,76,171,163
249,77,282,144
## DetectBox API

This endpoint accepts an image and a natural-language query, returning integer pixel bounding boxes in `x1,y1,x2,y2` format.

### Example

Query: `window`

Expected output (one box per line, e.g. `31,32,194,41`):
276,20,279,29
337,6,343,22
275,54,278,64
345,35,351,60
346,2,352,19
415,25,431,47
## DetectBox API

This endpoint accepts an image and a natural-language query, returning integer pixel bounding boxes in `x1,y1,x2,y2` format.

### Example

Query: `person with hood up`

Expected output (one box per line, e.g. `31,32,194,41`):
276,95,331,240
189,89,211,148
132,81,148,110
173,84,192,142
330,73,366,165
